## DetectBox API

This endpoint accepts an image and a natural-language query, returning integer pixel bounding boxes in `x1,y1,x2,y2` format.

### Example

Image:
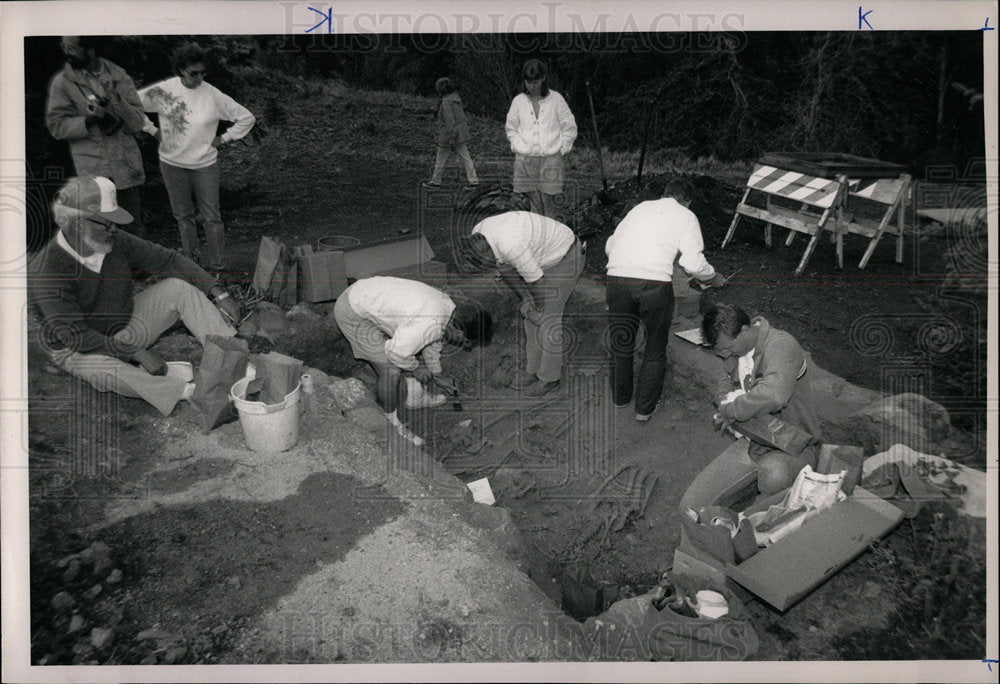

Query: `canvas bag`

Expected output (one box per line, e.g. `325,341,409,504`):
579,572,759,661
190,334,248,434
643,572,759,661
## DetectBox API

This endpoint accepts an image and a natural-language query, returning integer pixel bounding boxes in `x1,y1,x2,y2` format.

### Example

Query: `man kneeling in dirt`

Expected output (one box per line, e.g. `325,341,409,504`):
29,175,241,416
333,276,493,445
701,303,823,494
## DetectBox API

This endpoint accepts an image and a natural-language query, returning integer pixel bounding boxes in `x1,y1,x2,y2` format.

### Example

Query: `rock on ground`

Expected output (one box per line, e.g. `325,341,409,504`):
844,392,951,454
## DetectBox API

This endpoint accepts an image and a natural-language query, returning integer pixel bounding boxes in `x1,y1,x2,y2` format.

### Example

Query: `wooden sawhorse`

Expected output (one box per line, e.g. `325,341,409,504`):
723,156,910,274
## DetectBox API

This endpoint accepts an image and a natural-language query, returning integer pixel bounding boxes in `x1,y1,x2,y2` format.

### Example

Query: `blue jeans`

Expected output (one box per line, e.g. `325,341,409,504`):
159,160,225,270
606,276,675,415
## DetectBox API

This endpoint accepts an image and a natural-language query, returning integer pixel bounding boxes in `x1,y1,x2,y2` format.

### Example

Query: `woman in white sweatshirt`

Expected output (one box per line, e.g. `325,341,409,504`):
504,59,577,220
139,44,255,274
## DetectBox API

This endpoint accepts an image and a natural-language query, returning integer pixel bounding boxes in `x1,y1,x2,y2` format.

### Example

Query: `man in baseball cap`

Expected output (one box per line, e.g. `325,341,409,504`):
28,175,242,416
56,175,135,223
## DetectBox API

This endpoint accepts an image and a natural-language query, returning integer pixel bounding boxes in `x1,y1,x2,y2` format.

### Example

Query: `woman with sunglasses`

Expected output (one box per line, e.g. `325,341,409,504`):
138,43,255,277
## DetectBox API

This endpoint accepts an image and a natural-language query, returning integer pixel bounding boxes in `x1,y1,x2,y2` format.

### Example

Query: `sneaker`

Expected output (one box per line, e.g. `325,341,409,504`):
393,421,425,446
635,400,663,422
523,379,560,397
422,181,442,189
464,182,480,190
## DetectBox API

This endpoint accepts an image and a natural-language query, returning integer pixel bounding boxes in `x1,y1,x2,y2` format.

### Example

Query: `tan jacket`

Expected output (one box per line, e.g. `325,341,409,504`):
436,93,471,148
716,317,824,442
45,58,149,189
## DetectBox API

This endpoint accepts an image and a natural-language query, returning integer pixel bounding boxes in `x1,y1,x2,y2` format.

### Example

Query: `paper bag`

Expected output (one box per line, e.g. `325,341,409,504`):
249,351,303,405
191,335,249,433
731,414,814,456
252,236,282,293
252,236,298,308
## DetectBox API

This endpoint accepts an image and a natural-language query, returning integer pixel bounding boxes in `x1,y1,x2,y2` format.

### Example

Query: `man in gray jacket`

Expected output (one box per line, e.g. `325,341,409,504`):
702,303,823,494
46,36,158,238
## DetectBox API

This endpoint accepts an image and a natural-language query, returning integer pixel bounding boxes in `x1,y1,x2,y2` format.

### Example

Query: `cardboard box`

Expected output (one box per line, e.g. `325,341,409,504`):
723,487,903,611
374,260,449,285
341,234,437,280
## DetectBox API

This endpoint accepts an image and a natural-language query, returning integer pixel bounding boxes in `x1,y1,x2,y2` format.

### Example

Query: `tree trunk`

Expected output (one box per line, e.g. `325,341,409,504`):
935,35,949,143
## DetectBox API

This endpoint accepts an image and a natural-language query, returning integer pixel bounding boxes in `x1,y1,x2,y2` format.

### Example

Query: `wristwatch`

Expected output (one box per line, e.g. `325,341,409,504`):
213,291,230,303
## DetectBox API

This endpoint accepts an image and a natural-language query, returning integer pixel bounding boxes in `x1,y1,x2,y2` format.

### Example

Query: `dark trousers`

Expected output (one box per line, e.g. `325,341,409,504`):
116,185,146,240
606,276,675,415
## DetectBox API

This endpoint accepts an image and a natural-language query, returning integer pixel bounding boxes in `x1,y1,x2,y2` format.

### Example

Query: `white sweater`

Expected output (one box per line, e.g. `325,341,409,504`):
605,198,716,282
139,77,254,169
346,277,456,373
472,211,576,283
505,91,577,157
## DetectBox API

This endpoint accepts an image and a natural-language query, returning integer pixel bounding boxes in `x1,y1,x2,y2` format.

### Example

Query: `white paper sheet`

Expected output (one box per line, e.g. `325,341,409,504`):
466,477,495,505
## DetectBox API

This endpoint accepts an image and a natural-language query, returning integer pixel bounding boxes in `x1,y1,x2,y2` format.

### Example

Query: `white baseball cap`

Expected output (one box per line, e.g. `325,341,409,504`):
56,176,134,224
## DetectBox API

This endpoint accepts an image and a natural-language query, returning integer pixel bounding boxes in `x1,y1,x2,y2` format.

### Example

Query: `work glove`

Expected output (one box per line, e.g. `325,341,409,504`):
699,271,730,289
519,300,543,325
712,412,734,433
133,349,167,376
434,375,458,393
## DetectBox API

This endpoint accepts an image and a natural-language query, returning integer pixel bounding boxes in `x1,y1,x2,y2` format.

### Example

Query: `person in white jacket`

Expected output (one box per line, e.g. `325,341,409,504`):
505,59,577,221
333,277,493,445
138,43,255,275
605,179,728,421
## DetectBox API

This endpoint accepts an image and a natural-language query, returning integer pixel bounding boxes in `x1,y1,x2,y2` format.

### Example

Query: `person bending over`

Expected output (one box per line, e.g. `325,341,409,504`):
333,276,492,445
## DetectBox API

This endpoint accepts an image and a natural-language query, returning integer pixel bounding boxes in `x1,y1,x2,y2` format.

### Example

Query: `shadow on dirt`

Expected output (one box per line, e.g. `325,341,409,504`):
31,473,405,665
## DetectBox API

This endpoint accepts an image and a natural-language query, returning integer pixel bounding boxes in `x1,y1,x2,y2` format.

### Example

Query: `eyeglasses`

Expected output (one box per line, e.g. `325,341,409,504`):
85,217,116,229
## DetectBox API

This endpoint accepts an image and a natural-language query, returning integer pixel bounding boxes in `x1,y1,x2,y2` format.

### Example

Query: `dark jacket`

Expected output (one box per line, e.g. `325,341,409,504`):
436,92,471,147
45,58,149,189
716,317,824,442
28,230,216,359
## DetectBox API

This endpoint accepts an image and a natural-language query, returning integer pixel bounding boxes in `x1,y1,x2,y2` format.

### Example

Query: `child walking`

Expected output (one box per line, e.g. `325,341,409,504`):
423,77,479,190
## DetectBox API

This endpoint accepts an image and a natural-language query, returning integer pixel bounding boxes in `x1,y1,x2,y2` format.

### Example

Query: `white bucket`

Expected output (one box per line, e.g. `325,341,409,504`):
229,376,301,452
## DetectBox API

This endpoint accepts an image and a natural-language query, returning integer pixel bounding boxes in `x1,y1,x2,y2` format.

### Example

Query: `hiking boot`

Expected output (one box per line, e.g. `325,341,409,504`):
635,400,663,422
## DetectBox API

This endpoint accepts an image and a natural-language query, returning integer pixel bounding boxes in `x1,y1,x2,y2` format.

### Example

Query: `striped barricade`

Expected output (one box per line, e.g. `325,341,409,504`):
723,163,910,274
